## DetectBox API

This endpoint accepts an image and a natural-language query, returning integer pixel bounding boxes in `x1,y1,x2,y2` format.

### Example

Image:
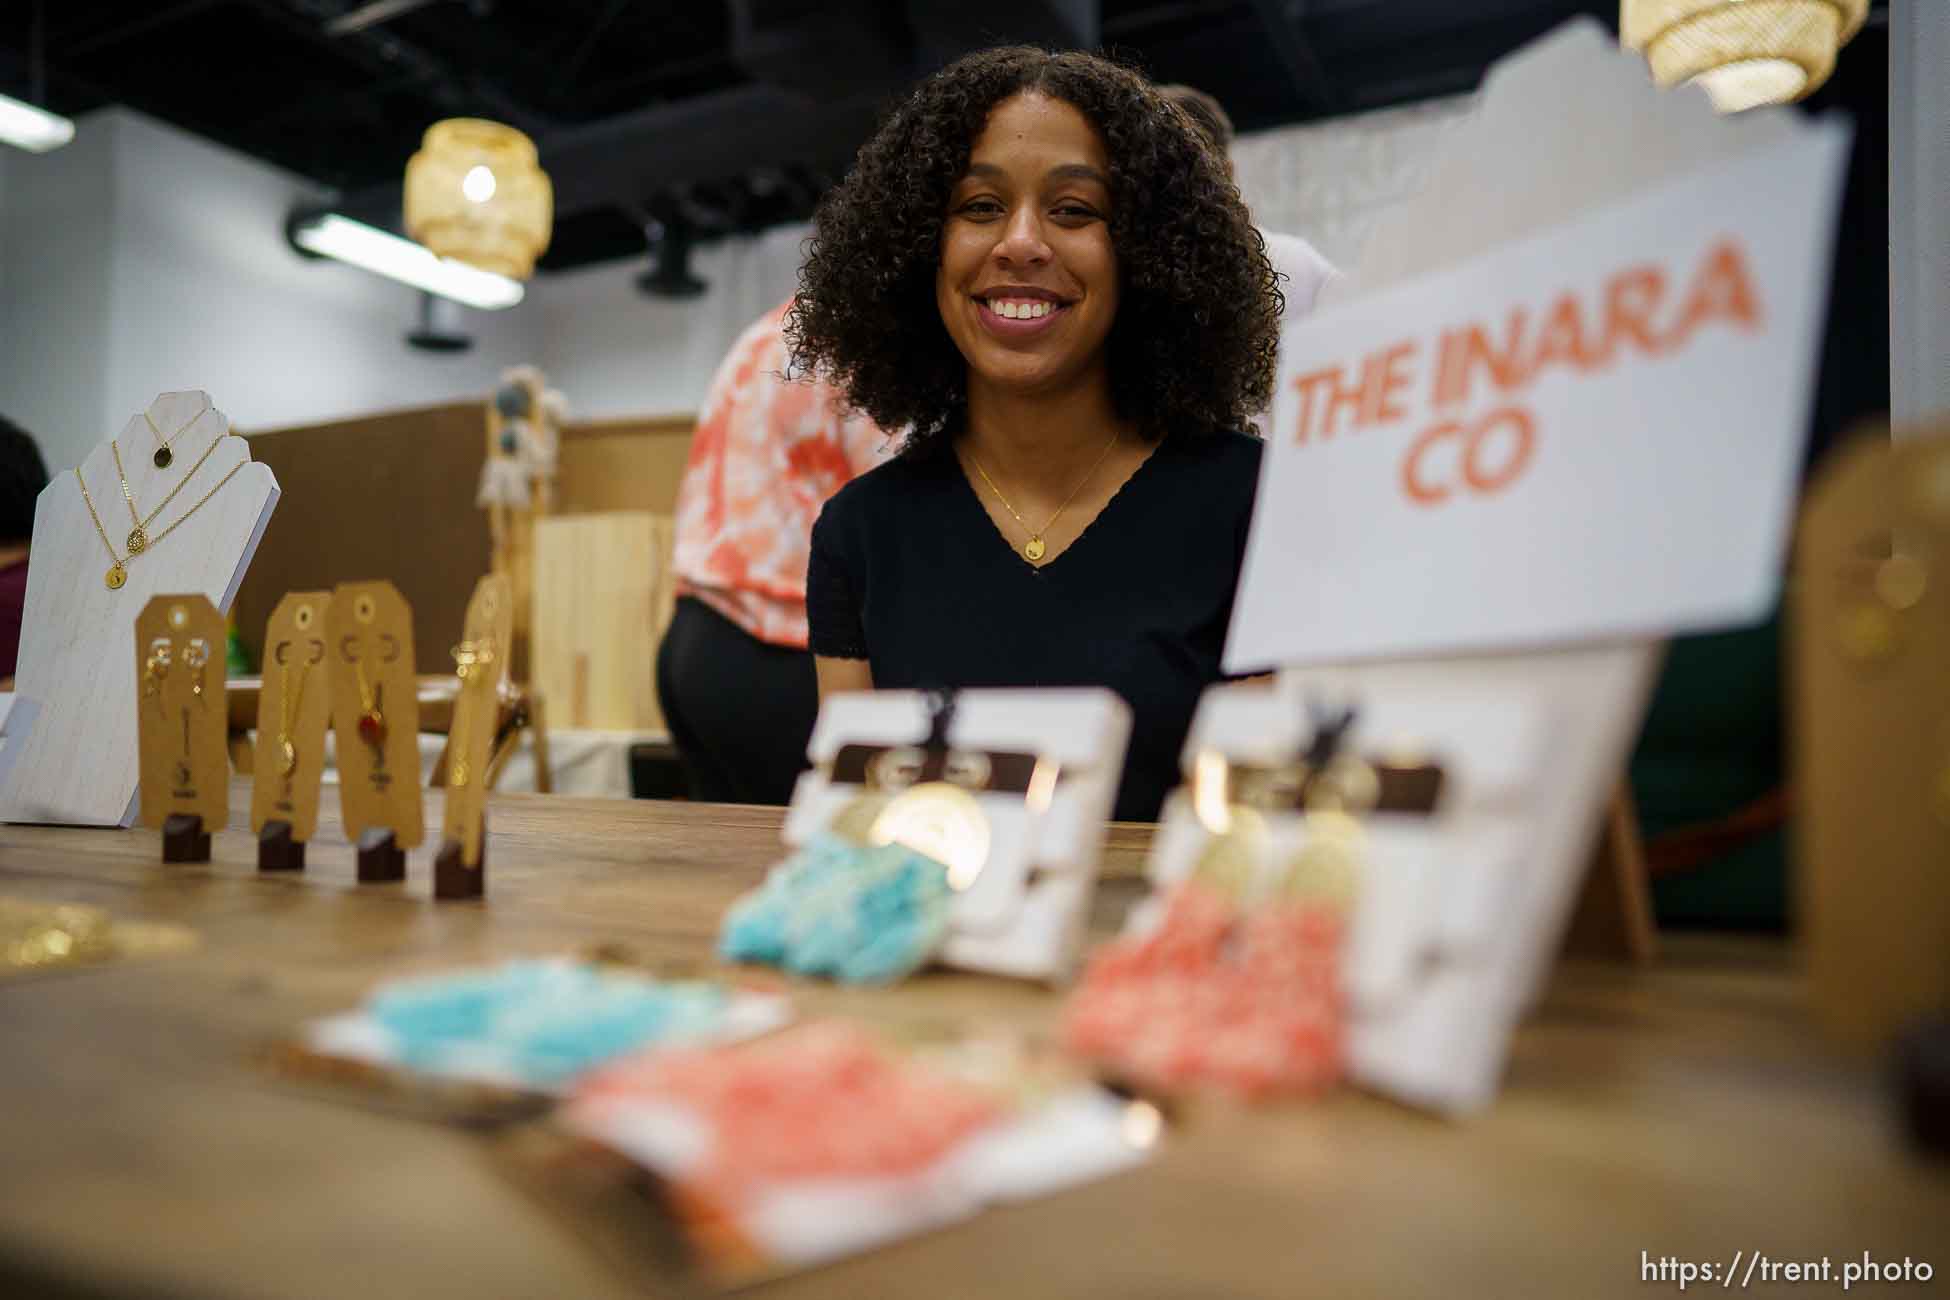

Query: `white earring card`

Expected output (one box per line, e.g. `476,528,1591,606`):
784,688,1132,982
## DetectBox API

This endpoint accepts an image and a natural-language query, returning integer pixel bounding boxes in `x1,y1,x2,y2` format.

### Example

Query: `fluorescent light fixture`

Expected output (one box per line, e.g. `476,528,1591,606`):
289,212,524,310
0,92,75,153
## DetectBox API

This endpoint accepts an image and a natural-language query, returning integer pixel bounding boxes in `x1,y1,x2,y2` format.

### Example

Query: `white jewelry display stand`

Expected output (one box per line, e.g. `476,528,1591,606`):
0,391,280,827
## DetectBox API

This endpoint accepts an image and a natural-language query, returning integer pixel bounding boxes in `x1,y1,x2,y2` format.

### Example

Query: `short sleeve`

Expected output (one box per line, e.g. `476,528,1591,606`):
806,501,868,660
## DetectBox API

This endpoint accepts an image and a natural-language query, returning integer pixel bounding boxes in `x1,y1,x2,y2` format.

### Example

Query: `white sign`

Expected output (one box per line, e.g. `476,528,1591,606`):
1225,123,1850,672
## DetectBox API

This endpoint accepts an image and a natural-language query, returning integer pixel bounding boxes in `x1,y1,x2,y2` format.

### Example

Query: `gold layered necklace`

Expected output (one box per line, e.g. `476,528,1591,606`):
966,433,1119,563
142,398,210,470
112,434,227,556
76,446,249,590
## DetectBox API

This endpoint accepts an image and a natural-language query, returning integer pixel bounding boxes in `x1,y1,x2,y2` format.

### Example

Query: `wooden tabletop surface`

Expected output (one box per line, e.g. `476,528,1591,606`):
0,782,1943,1300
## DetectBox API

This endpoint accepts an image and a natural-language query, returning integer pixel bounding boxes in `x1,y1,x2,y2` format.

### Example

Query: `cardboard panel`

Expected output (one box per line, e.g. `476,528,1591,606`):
556,416,695,516
531,512,673,731
236,403,490,675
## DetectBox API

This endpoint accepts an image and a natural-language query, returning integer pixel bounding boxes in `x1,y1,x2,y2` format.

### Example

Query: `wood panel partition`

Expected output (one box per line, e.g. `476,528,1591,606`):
556,414,695,514
235,403,491,675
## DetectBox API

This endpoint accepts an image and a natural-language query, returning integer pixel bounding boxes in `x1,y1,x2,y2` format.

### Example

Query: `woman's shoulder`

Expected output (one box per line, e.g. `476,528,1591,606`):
1156,428,1264,484
815,439,954,530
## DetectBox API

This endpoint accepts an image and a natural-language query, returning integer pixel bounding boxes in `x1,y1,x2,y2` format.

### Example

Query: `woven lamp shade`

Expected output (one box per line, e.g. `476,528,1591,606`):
1622,0,1869,112
404,119,553,279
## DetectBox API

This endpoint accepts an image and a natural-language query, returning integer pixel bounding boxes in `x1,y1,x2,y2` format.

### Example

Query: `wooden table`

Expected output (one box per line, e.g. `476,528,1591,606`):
0,784,1942,1300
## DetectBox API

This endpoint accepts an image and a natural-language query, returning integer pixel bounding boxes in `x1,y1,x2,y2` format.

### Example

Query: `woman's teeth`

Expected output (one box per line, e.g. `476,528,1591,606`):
986,299,1057,319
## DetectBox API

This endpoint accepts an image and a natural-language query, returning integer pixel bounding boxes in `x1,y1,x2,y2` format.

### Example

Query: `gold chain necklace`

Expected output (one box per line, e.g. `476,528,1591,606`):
277,653,311,777
112,433,227,556
447,637,496,788
966,433,1119,563
76,454,249,591
141,398,210,470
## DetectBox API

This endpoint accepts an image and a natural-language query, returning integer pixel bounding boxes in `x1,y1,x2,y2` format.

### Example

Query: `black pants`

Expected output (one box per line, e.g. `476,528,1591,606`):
655,595,818,805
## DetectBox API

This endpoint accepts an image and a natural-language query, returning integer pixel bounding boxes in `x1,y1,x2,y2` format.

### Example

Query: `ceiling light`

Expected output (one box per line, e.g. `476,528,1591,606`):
288,211,524,310
405,118,552,277
462,164,497,203
0,91,74,153
1621,0,1869,112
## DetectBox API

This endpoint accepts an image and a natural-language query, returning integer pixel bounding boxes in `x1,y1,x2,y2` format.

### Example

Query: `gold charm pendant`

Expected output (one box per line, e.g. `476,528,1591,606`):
105,564,126,591
153,446,173,469
1022,536,1046,562
277,736,297,777
126,526,149,555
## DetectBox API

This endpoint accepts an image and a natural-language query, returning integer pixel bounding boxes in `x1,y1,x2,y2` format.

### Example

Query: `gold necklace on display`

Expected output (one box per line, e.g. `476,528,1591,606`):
112,434,227,556
966,433,1120,563
141,399,210,470
76,454,249,591
277,652,311,778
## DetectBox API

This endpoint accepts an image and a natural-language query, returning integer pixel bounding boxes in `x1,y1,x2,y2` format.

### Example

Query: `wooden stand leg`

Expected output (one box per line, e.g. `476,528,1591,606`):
257,819,305,872
161,813,210,863
433,816,486,901
355,827,406,883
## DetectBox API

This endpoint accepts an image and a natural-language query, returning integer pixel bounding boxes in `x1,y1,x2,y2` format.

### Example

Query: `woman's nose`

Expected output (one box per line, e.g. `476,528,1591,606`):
994,204,1051,267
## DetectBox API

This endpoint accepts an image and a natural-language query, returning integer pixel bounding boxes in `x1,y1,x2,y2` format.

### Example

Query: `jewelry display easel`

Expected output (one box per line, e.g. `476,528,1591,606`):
433,574,513,900
134,594,230,861
250,591,334,871
0,391,279,827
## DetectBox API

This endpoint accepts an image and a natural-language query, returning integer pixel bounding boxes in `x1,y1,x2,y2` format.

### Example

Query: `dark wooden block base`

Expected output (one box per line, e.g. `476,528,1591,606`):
432,821,485,901
355,827,405,883
257,820,305,872
1897,1015,1950,1161
161,814,210,863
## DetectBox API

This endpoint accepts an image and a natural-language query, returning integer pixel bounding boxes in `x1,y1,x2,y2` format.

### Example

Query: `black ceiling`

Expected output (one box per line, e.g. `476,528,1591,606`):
2,0,1681,271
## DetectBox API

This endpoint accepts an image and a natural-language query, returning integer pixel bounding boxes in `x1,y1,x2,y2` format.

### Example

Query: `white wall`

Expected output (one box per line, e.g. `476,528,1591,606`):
2,108,543,473
0,119,119,472
1890,0,1949,428
532,222,810,421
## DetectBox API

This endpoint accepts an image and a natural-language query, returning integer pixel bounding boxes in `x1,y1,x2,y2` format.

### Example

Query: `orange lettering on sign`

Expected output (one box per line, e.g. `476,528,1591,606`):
1429,237,1762,409
1291,340,1421,444
1402,406,1535,507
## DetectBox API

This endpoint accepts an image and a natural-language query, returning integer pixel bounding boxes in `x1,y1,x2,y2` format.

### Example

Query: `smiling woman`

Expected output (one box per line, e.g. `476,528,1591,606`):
788,47,1289,821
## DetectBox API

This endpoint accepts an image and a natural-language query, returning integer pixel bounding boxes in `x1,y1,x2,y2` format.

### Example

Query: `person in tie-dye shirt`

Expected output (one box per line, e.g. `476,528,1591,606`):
656,301,892,803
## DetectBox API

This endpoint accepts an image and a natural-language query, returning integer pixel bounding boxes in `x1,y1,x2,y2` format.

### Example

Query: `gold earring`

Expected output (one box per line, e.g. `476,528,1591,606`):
182,638,209,705
142,642,172,715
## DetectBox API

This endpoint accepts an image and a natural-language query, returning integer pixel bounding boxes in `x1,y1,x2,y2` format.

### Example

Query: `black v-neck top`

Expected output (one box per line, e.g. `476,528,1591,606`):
807,430,1263,822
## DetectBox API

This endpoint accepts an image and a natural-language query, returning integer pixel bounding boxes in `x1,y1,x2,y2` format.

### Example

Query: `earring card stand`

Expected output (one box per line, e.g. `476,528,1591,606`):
434,575,514,900
326,581,423,882
0,390,279,827
1139,667,1652,1116
250,592,334,871
1793,422,1950,1054
134,595,230,862
784,688,1132,982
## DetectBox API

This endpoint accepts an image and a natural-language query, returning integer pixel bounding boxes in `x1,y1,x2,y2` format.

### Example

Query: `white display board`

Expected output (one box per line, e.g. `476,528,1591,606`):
1226,111,1849,671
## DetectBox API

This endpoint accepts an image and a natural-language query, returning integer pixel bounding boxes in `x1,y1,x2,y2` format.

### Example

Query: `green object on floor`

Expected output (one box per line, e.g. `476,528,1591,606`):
1628,609,1787,931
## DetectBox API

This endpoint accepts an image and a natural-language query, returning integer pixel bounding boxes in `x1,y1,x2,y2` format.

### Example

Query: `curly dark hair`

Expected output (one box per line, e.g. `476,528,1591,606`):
787,46,1281,451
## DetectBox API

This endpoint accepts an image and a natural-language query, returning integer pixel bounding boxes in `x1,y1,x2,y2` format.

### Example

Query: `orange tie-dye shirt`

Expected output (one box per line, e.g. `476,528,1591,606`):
672,302,893,649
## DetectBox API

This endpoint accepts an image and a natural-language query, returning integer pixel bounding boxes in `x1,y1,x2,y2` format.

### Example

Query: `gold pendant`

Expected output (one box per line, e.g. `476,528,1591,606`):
450,758,470,788
153,447,173,469
277,737,297,777
126,526,149,555
870,781,991,890
1022,536,1046,562
105,563,126,591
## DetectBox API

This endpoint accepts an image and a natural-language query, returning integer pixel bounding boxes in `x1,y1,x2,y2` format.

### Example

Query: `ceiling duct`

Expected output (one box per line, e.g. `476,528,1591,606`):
730,0,913,101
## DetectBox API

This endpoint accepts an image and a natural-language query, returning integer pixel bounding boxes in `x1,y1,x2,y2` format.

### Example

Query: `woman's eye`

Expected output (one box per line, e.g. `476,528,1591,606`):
1052,203,1101,221
958,198,1004,217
